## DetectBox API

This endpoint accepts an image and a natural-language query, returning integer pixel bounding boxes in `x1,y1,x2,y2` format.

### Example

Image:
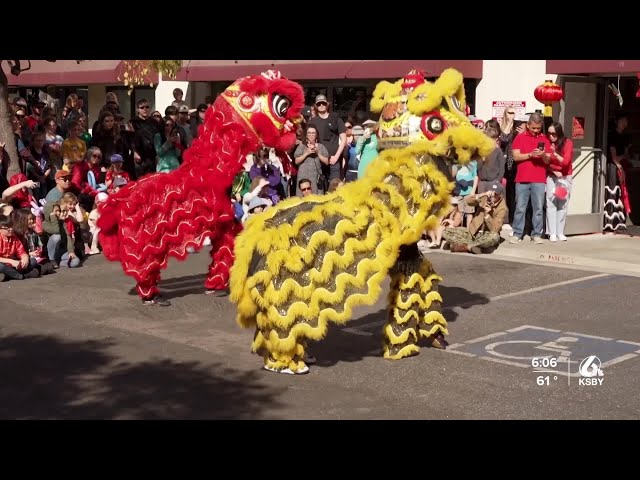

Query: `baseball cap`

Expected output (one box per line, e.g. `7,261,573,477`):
55,170,71,180
248,196,269,211
479,180,505,195
178,105,190,113
315,94,328,105
352,125,365,136
110,154,124,163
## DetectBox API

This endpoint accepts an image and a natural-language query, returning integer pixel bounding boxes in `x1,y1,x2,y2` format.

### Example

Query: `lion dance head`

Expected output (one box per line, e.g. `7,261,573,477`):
370,68,493,164
210,69,305,152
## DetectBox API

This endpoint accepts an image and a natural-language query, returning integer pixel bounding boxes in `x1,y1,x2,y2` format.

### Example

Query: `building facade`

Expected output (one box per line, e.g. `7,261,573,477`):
10,59,640,232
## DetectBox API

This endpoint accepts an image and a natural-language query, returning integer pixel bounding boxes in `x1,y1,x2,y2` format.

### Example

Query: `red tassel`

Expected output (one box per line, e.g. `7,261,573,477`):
619,170,632,215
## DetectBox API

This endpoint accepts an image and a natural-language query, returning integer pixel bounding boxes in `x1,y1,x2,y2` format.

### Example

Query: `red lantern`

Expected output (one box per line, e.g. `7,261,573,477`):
534,80,563,117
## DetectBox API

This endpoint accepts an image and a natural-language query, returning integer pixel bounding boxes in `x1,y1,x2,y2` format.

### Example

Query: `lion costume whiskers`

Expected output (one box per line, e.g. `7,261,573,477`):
229,68,495,374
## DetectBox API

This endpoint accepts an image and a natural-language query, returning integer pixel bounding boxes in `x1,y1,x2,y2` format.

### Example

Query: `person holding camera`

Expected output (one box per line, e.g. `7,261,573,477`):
105,154,130,194
249,147,285,204
154,117,184,173
509,112,550,244
356,120,379,180
443,182,507,254
293,125,329,196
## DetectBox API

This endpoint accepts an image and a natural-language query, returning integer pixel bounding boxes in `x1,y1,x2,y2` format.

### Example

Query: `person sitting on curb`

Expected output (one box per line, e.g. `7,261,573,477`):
443,182,508,254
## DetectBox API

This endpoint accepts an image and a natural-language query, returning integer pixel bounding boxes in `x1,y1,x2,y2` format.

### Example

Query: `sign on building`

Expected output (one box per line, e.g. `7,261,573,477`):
491,101,527,121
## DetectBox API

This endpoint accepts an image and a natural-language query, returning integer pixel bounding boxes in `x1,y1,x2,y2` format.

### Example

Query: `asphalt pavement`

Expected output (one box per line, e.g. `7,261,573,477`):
1,250,638,419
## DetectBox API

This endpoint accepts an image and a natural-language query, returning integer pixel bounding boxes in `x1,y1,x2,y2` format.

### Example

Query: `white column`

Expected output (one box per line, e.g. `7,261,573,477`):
474,60,557,122
155,73,191,114
87,84,106,134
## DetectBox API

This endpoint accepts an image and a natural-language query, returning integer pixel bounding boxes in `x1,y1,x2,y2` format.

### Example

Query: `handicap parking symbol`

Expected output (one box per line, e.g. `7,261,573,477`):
445,325,640,377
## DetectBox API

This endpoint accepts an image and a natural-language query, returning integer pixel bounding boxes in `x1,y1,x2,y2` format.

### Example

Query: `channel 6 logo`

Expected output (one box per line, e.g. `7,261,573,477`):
578,355,604,386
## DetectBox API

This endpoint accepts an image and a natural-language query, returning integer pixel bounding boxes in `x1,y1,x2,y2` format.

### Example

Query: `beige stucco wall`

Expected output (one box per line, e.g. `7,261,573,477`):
475,60,557,122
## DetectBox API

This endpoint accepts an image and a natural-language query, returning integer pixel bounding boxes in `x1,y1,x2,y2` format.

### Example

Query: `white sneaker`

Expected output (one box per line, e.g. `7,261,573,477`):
558,235,568,241
509,236,521,244
549,234,558,242
533,236,544,244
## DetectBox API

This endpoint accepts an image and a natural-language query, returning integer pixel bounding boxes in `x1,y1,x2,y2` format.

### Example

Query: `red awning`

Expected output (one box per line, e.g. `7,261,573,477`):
175,60,483,82
7,60,159,87
546,60,640,75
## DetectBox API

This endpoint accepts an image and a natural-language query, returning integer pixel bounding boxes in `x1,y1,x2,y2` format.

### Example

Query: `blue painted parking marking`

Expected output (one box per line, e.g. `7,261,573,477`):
445,325,640,377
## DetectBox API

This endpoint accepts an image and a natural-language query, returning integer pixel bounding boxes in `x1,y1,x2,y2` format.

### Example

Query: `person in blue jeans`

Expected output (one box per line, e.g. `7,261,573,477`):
510,113,551,243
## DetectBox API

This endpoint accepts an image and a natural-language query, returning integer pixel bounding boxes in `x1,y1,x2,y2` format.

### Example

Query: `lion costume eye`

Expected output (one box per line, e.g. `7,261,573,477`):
272,94,290,118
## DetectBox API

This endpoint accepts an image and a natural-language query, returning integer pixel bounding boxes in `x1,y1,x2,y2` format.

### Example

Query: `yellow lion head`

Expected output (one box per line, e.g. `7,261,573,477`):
370,68,494,163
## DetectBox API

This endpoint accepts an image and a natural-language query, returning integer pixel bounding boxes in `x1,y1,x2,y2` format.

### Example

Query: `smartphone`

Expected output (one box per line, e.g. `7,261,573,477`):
32,182,40,188
537,141,545,150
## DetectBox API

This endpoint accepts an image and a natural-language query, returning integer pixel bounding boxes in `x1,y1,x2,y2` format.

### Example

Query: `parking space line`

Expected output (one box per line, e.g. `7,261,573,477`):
565,332,613,341
601,353,638,368
342,274,609,337
479,356,531,368
444,350,476,358
486,273,610,303
617,340,640,347
465,332,508,344
507,325,561,333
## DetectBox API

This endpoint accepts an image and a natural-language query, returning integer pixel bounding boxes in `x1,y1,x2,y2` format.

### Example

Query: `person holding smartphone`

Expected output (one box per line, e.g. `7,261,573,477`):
509,112,551,244
293,125,329,195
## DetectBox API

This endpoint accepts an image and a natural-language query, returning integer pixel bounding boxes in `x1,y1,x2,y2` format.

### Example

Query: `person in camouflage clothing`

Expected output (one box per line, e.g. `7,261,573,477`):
443,182,507,254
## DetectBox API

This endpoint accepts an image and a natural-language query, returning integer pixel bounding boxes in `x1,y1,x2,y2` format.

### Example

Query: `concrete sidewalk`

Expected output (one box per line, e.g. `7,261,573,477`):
426,231,640,277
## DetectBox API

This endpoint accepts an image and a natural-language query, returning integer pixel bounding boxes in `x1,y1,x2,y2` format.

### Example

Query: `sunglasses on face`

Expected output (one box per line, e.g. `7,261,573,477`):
0,226,13,231
139,105,150,109
316,102,327,106
548,132,557,136
345,125,352,129
300,186,311,191
507,112,516,115
59,177,71,182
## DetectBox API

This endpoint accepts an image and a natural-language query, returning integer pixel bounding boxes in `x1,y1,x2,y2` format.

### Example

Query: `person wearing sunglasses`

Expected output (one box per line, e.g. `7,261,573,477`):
130,98,160,178
545,122,573,241
307,94,347,182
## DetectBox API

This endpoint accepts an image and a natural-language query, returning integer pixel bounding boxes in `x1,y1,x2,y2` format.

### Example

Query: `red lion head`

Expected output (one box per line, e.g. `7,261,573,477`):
212,69,305,152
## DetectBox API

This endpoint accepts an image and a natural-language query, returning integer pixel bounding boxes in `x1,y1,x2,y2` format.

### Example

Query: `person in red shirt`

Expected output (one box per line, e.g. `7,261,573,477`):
545,122,573,241
510,113,551,243
0,213,40,280
25,99,46,132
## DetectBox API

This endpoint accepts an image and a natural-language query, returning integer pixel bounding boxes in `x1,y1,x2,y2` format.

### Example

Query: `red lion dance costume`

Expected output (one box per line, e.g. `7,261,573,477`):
97,70,305,305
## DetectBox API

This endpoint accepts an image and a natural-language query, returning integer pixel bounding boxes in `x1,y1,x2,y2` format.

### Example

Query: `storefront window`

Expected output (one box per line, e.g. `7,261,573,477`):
333,86,370,123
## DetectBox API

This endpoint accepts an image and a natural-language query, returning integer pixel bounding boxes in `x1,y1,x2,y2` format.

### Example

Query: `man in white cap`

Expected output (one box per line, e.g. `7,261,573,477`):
307,94,347,182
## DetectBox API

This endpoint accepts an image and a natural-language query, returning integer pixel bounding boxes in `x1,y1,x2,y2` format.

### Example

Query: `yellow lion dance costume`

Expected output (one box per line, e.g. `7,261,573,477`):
229,68,495,374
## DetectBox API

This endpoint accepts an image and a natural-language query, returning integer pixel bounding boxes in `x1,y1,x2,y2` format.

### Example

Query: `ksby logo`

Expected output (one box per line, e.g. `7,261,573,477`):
578,355,604,386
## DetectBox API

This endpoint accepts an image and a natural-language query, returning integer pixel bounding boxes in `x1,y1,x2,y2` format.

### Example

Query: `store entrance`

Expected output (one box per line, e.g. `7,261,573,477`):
603,75,640,225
